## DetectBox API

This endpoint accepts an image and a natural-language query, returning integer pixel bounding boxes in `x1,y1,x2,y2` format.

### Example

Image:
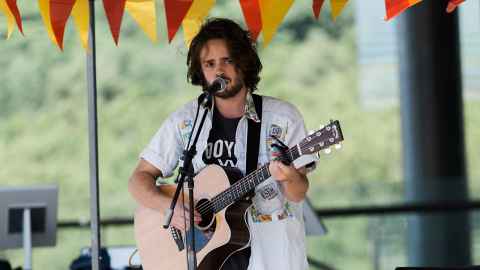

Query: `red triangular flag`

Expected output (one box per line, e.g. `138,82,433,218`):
103,0,126,45
239,0,262,41
312,0,325,20
50,0,76,50
6,0,23,34
385,0,422,21
447,0,464,13
164,0,192,43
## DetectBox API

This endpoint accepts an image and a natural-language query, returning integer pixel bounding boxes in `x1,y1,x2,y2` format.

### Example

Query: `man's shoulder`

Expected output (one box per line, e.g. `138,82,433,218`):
170,97,200,118
259,95,302,118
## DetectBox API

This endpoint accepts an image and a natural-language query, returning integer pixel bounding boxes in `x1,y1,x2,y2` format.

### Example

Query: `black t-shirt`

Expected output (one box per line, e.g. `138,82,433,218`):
202,109,241,168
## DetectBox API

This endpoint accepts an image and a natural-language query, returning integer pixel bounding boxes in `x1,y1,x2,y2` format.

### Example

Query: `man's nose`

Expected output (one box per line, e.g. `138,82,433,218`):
215,63,226,77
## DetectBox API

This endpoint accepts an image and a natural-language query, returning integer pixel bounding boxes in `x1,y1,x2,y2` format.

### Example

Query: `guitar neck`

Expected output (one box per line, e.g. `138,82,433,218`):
211,146,301,213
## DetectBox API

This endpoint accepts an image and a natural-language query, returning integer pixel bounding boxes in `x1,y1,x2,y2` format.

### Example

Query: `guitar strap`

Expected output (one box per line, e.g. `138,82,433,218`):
226,94,262,270
246,94,263,175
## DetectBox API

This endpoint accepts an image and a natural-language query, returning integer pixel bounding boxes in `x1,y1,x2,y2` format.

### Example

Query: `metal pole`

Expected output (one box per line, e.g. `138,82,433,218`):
397,0,470,267
23,208,32,270
87,0,101,269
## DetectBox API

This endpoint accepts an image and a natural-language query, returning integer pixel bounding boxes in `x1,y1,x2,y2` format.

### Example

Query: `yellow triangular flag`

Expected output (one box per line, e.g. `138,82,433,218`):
259,0,293,47
38,0,60,47
0,0,15,39
125,0,157,42
182,0,215,47
71,0,89,50
330,0,348,21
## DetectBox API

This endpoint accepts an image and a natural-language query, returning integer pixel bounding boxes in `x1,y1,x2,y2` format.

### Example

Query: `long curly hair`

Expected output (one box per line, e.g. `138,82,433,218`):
187,18,262,92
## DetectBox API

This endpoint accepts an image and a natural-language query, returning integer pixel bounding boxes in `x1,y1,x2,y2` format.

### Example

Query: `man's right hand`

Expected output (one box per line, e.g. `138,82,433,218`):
169,203,202,231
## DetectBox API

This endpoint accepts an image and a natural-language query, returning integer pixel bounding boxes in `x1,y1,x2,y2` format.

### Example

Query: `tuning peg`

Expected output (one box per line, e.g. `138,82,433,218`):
335,143,342,150
324,148,332,154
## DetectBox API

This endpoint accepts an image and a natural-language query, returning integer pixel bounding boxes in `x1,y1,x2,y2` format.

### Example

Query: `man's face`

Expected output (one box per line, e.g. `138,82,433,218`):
199,39,245,99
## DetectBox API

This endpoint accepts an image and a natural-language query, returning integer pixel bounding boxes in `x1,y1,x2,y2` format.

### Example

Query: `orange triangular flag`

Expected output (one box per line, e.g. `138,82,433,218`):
182,0,215,46
164,0,193,43
312,0,325,20
125,0,157,42
259,0,293,47
239,0,262,41
71,0,89,50
385,0,422,21
330,0,348,21
5,0,23,34
447,0,464,13
0,0,15,38
50,0,76,50
103,0,126,45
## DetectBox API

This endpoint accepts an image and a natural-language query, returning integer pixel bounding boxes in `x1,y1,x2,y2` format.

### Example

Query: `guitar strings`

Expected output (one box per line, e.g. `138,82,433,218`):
194,135,335,216
194,166,265,215
194,163,270,215
194,143,307,215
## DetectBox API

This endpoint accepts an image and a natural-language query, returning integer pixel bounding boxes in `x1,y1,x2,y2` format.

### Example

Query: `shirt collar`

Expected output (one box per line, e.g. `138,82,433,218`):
244,92,261,123
209,91,261,123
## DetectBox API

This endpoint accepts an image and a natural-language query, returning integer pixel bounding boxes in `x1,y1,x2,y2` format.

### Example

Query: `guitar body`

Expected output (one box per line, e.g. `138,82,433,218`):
134,165,251,270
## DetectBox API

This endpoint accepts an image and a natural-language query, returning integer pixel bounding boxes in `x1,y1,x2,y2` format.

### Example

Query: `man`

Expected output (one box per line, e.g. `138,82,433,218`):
129,18,316,270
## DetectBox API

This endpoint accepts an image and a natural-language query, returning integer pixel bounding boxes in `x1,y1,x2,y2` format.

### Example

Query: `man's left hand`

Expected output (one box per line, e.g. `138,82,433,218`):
269,160,301,182
269,161,309,202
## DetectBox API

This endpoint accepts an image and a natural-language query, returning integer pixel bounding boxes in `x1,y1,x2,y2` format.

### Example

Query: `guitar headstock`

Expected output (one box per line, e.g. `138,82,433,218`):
300,120,344,156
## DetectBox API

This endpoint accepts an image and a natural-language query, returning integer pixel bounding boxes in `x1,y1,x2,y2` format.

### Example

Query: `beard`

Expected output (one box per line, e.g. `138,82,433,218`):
214,76,244,99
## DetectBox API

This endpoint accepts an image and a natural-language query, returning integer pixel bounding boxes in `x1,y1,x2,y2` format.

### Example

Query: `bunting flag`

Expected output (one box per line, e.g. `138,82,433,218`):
312,0,325,20
182,0,215,46
125,0,157,42
239,0,262,41
446,0,464,13
385,0,422,20
330,0,348,21
5,0,23,34
0,0,15,38
259,0,293,47
71,0,89,50
103,0,127,45
38,0,60,47
164,0,192,43
50,0,76,50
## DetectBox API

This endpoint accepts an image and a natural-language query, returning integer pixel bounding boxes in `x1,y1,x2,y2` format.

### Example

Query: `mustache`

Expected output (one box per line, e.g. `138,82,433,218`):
216,75,231,82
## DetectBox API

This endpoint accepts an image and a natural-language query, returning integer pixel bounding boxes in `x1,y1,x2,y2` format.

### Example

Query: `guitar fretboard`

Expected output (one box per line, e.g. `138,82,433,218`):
210,146,301,213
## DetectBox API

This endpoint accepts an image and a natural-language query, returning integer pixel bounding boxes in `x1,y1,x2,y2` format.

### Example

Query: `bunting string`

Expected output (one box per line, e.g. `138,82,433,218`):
0,0,468,50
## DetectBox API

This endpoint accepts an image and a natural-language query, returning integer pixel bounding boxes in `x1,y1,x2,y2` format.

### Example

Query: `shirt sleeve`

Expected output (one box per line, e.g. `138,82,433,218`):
284,106,318,173
140,113,184,178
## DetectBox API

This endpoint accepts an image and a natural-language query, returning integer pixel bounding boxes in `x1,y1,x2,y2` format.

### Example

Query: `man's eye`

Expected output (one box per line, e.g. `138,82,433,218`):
225,59,234,64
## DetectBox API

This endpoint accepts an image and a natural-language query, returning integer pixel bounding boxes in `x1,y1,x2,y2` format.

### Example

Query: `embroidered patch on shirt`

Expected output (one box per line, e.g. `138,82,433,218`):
179,120,193,146
250,201,293,223
269,124,283,138
260,183,279,200
266,124,285,154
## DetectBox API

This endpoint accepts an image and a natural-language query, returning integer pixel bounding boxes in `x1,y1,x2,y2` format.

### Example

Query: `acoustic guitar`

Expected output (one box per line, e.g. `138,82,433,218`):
134,120,343,270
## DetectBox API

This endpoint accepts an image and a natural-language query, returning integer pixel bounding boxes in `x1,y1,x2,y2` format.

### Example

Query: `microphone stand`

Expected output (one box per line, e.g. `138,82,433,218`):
163,92,212,270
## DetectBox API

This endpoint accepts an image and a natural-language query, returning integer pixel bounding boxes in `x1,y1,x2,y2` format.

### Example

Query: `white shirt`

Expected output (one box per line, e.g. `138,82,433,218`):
140,93,317,270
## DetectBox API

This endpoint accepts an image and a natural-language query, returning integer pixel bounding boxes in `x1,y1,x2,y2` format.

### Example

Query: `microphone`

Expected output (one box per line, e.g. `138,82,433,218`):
205,77,227,95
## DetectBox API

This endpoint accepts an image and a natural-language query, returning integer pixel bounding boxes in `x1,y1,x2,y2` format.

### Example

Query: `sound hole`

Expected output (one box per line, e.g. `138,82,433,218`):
196,198,215,229
184,198,217,252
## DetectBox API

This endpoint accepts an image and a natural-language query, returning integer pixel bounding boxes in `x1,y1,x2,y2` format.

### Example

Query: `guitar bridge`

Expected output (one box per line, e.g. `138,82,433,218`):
170,227,185,251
